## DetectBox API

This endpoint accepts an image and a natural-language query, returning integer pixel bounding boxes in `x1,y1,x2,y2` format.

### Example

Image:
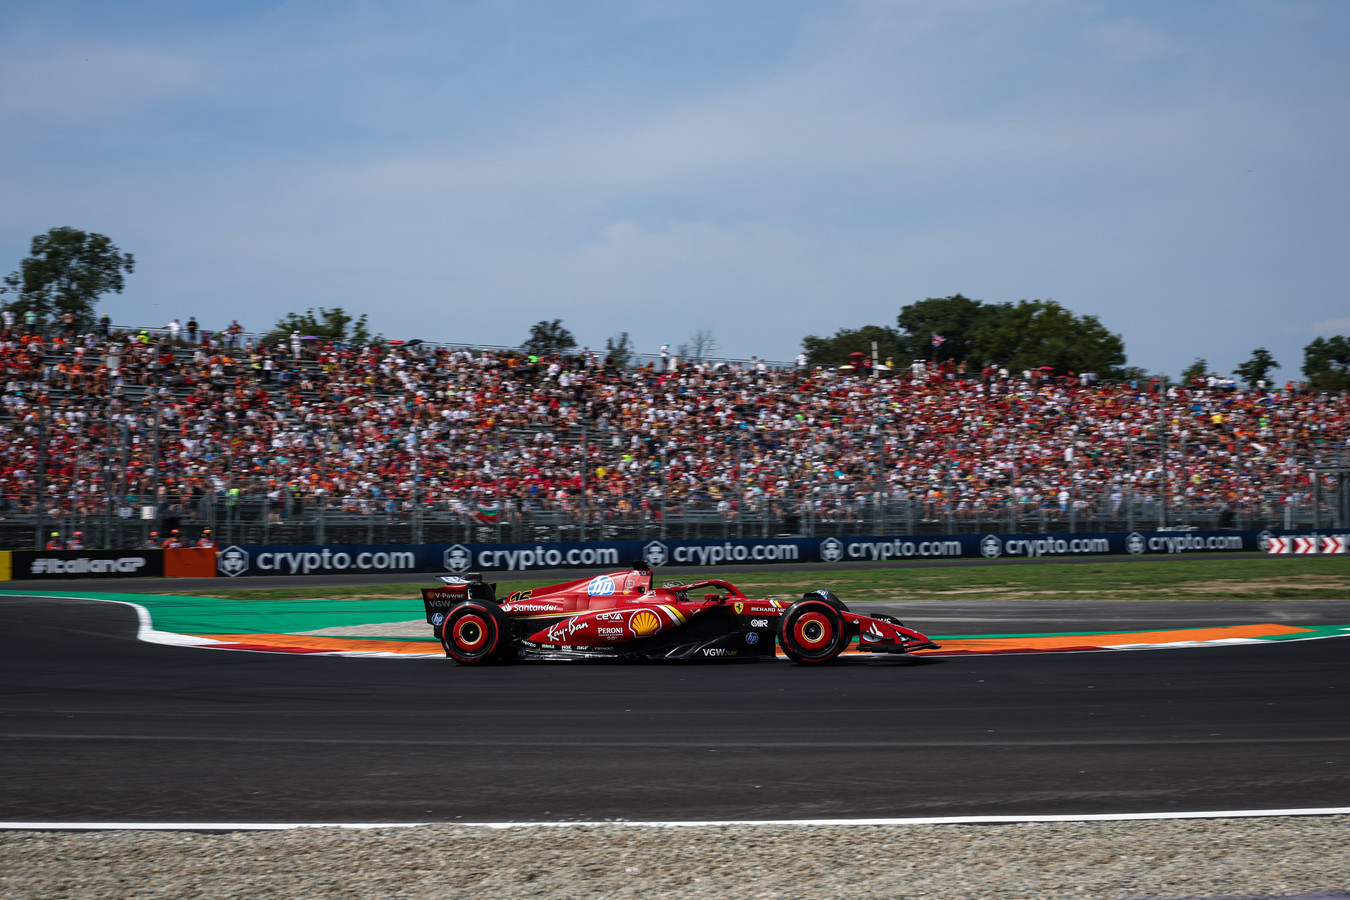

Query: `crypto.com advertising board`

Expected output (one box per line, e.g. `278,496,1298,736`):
208,529,1334,578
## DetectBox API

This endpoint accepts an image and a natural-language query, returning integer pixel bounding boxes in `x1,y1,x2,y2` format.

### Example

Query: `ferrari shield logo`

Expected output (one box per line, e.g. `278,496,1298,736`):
734,602,744,614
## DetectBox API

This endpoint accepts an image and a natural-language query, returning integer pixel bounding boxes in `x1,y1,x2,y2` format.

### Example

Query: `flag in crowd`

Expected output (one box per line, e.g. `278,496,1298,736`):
932,333,946,348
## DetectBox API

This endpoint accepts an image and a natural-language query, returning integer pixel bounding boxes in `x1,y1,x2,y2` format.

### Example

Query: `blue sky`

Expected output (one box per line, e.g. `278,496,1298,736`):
2,0,1347,377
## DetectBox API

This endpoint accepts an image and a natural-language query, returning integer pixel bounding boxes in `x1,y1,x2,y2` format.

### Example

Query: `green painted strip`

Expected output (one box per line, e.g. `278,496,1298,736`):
0,590,425,637
1244,624,1350,642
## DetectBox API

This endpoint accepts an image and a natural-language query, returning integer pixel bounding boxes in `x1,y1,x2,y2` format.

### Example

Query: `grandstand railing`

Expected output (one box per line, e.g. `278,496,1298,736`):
2,490,1338,551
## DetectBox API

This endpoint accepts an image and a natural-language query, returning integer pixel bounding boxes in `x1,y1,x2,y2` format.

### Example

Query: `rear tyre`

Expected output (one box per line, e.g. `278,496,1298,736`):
778,599,848,665
441,602,511,665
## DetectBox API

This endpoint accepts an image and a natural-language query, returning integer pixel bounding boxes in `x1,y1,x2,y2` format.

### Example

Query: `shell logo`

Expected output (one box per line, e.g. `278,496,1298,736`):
630,609,662,637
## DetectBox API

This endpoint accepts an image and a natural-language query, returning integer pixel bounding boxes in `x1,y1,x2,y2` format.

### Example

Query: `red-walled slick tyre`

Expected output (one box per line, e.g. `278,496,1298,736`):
778,598,848,665
441,602,511,665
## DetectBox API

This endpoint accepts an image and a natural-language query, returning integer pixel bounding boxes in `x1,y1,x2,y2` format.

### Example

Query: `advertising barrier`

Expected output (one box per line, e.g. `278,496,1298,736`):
4,528,1342,580
211,529,1350,578
9,549,164,580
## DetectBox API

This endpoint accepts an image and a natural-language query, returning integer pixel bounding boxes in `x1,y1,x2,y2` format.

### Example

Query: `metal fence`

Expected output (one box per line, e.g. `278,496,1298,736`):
4,487,1343,550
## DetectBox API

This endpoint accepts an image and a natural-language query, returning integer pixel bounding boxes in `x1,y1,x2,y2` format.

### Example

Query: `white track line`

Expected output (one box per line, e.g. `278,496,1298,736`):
4,807,1349,831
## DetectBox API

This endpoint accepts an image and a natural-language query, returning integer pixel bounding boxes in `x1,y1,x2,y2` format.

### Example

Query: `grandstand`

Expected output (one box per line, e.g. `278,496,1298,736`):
0,323,1345,550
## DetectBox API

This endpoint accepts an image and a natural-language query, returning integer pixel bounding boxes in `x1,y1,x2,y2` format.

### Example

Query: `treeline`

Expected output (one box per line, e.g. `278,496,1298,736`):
4,227,1350,389
802,294,1127,376
803,293,1350,389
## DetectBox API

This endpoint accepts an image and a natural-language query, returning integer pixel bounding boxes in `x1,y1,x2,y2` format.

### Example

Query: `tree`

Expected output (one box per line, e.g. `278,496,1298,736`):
678,328,719,364
975,299,1126,375
801,324,903,366
1115,366,1150,383
265,307,376,344
1302,335,1350,391
1233,348,1280,388
1180,358,1210,384
895,294,999,363
1,227,134,331
521,319,576,358
603,331,635,368
802,294,1129,375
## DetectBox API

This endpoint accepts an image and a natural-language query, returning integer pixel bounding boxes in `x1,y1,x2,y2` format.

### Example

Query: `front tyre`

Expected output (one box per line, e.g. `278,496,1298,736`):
441,602,511,665
778,599,848,665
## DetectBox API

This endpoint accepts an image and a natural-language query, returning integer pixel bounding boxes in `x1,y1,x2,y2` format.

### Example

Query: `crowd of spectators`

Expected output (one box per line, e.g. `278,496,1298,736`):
0,320,1345,532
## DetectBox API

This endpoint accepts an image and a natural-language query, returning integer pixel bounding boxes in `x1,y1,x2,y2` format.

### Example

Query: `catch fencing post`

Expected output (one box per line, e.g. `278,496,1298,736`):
1158,377,1168,529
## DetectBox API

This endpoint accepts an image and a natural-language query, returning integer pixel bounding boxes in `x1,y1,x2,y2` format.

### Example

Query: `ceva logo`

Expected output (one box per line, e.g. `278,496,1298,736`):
218,545,249,577
444,544,472,572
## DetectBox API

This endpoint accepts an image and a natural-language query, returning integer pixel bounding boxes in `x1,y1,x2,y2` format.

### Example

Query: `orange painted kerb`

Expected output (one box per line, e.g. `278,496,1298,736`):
906,623,1313,656
198,633,439,655
195,622,1319,659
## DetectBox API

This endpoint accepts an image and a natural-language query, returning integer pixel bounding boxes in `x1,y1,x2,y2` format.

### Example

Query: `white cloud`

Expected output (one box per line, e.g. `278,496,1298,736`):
0,42,202,120
1083,16,1182,61
1311,316,1350,337
1,0,1347,374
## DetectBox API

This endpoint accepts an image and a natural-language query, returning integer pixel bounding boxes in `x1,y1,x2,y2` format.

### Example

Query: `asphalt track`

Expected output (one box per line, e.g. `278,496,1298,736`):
2,592,1348,825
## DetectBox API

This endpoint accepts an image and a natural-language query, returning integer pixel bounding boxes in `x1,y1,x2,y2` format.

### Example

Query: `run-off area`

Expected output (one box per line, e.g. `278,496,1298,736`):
3,819,1349,900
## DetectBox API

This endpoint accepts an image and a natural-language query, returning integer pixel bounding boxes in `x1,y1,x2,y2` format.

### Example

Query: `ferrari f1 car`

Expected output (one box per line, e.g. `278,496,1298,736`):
421,562,939,665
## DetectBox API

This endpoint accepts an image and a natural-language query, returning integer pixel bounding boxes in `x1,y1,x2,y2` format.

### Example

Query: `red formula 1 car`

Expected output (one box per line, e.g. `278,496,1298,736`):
421,561,939,665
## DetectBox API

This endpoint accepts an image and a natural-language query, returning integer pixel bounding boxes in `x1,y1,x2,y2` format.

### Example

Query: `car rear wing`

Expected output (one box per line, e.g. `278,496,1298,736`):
421,572,498,624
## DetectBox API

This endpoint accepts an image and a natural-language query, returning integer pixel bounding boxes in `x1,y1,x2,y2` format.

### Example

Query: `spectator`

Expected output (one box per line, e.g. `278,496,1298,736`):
0,324,1341,537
